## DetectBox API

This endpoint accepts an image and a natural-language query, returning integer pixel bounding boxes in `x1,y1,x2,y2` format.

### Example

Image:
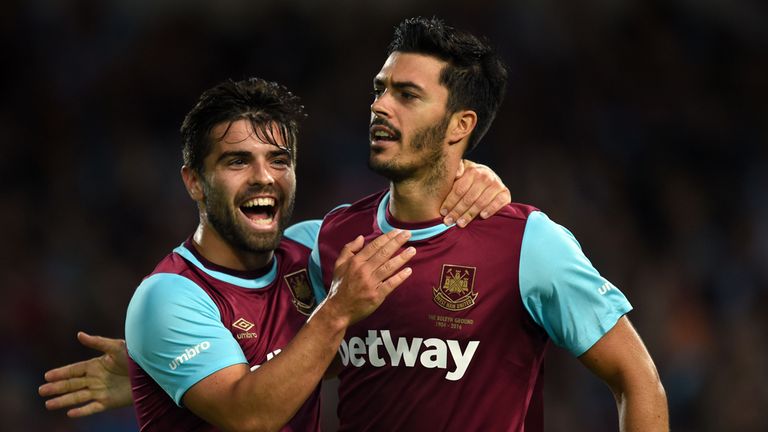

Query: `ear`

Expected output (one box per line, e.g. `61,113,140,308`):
181,165,205,202
446,110,477,146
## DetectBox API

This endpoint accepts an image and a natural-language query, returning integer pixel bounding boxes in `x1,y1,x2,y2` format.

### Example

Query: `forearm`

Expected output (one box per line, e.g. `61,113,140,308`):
188,303,346,432
579,317,669,432
615,379,669,432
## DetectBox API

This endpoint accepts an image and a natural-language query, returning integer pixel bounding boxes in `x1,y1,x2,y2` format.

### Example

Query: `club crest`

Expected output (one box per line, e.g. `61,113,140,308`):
284,269,316,316
433,264,478,311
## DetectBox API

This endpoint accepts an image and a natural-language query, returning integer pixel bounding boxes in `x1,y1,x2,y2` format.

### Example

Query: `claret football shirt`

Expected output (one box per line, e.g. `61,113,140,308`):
125,221,322,432
310,191,631,432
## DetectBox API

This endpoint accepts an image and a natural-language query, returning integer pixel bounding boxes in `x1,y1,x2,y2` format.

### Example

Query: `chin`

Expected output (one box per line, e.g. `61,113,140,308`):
241,231,282,253
368,157,415,183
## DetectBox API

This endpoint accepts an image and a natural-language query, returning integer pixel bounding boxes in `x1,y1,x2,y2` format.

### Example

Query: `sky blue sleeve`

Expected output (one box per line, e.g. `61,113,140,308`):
308,227,328,303
284,219,321,249
519,211,633,356
125,273,248,405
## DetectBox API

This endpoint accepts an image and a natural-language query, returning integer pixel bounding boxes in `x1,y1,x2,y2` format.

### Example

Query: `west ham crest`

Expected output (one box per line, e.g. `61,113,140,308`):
284,269,316,316
433,264,478,311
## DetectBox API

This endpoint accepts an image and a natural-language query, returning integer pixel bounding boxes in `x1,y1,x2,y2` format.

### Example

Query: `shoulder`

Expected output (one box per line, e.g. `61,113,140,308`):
129,273,218,320
321,190,386,227
473,202,539,228
501,202,539,220
520,211,581,259
284,220,321,247
466,202,539,237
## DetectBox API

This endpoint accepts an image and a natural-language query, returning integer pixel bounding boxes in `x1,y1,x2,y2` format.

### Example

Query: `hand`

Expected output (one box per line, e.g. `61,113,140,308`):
39,331,132,417
322,229,416,327
440,159,511,227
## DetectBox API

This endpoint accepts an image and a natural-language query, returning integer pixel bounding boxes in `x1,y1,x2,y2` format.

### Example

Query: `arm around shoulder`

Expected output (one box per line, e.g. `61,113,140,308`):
578,316,669,432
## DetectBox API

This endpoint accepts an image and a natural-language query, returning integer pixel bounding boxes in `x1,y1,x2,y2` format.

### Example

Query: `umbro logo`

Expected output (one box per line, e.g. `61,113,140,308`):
233,318,258,340
598,282,615,295
233,318,255,331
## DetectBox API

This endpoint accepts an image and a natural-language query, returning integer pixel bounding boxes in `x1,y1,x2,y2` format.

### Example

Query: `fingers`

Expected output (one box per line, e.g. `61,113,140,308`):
377,266,413,296
333,235,365,271
442,175,486,226
44,388,93,411
371,246,416,283
323,230,416,326
441,160,510,226
39,376,89,397
67,401,106,418
342,236,366,257
439,174,470,221
43,359,91,383
354,229,410,263
456,185,512,226
479,188,511,219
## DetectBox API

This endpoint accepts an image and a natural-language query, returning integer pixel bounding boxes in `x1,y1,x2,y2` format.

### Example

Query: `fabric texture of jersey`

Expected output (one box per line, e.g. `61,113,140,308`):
313,190,631,432
125,221,321,432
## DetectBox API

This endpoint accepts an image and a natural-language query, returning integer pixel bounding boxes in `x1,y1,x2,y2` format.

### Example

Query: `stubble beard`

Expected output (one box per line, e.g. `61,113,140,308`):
368,114,450,188
202,181,295,254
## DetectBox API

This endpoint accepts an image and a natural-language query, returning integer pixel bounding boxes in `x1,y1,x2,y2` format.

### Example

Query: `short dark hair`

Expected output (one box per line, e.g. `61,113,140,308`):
388,17,507,153
181,77,305,174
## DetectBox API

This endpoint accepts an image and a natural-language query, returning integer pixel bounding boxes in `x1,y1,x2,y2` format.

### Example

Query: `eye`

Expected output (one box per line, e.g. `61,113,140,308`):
372,87,384,98
271,158,291,168
400,91,415,100
228,158,246,167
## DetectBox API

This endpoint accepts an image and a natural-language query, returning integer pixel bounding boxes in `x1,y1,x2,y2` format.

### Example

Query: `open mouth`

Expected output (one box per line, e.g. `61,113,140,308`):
370,124,400,143
240,197,277,226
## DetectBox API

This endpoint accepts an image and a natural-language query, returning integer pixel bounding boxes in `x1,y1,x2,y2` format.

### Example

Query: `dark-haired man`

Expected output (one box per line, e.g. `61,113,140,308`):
311,17,669,431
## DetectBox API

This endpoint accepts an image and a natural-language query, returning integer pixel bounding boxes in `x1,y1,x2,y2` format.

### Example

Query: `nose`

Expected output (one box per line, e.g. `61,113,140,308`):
248,159,275,186
370,92,391,118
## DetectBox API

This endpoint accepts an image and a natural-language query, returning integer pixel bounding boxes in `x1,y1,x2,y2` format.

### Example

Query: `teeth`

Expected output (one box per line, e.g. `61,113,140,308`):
242,197,275,207
374,131,391,138
252,217,274,225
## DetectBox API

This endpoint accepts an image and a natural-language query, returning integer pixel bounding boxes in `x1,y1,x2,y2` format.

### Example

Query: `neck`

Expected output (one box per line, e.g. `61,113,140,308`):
388,154,462,223
191,222,274,271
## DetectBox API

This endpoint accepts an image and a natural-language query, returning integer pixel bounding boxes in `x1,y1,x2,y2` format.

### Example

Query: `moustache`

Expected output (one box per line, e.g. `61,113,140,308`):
370,117,402,140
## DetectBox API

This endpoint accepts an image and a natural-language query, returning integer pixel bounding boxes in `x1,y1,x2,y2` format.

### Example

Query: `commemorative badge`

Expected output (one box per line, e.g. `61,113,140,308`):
284,269,316,316
433,264,478,311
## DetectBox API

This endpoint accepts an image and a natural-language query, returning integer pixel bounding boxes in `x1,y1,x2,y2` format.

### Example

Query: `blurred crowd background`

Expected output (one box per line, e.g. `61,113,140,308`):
2,0,767,430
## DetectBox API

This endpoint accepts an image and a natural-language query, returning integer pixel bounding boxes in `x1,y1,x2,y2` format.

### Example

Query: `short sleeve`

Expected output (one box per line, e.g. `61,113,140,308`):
125,273,248,405
519,211,633,356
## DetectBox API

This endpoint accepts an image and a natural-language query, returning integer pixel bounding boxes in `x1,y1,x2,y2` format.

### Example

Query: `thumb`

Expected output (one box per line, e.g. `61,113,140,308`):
77,332,123,355
334,235,365,270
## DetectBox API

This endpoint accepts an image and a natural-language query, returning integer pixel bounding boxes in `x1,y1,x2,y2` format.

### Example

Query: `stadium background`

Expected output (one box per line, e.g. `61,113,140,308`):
2,0,767,430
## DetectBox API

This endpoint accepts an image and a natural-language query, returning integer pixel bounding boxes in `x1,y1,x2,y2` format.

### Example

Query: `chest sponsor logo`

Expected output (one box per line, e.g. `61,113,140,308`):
433,264,478,311
233,317,258,339
339,330,479,381
284,269,316,316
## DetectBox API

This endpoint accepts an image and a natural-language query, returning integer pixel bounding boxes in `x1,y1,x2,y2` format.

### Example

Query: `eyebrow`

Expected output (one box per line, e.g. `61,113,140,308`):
373,77,424,93
268,147,292,159
216,150,252,163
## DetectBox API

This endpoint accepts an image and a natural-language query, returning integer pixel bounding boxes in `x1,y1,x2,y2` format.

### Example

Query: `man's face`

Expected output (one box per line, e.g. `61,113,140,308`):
198,119,296,254
369,52,452,182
